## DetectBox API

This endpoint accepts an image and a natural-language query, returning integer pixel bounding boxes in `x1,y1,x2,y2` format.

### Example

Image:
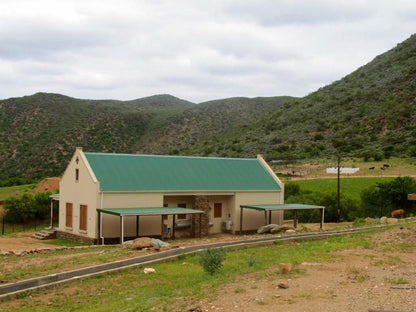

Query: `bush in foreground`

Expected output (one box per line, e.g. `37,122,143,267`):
199,248,227,275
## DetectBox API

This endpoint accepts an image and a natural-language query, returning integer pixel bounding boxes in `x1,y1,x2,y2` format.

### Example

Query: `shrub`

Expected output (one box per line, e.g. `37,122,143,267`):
199,248,227,275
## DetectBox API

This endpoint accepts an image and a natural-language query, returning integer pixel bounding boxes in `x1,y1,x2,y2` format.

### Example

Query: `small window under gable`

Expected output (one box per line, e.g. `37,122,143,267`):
75,168,79,181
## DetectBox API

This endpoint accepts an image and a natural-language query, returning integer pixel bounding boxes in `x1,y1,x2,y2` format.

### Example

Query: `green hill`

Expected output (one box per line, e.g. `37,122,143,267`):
0,93,195,178
182,34,416,161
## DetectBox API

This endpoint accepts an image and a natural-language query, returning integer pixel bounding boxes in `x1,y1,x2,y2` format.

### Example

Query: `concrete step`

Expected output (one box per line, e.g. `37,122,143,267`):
32,229,57,240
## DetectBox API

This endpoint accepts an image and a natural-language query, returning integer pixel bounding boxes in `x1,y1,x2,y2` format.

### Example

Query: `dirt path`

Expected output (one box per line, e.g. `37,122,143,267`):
0,232,54,252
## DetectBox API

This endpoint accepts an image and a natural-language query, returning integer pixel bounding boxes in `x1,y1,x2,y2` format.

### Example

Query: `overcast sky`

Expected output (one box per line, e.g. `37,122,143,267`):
0,1,415,103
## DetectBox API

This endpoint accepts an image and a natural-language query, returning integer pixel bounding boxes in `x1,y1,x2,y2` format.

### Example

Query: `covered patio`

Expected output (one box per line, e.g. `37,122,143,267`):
239,204,325,233
97,207,205,244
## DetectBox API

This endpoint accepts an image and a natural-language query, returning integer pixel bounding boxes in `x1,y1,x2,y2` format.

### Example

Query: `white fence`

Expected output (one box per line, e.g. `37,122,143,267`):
326,167,359,174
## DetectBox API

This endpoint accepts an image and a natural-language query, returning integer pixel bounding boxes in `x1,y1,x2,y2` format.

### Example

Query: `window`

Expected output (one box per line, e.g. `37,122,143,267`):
75,169,79,181
214,203,222,218
178,203,186,219
80,205,87,231
66,203,73,228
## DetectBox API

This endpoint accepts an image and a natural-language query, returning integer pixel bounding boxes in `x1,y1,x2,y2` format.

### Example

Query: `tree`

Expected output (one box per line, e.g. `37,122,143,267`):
360,177,416,217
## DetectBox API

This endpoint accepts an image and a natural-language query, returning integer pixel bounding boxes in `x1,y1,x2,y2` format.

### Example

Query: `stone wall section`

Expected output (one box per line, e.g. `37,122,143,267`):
192,196,210,237
56,230,97,245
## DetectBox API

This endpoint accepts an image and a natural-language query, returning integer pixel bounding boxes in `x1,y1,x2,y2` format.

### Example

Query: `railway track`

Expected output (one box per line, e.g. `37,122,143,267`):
0,224,400,299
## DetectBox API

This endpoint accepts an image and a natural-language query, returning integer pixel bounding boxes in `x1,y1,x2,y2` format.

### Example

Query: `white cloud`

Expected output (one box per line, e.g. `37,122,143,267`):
0,0,415,102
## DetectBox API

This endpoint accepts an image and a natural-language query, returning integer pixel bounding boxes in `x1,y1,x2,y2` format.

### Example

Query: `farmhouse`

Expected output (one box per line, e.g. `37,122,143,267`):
57,148,289,244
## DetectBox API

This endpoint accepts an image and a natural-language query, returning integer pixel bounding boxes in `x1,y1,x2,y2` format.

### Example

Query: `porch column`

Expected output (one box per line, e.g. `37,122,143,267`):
240,206,243,235
192,196,210,237
136,216,140,237
120,215,124,244
49,199,54,229
293,210,298,228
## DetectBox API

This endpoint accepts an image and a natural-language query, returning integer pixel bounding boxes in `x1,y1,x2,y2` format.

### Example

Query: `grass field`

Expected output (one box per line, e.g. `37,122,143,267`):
0,228,378,312
287,177,395,201
0,184,36,201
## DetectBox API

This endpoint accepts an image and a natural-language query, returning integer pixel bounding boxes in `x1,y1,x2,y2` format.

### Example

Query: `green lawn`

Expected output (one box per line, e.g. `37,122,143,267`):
287,177,395,200
0,184,36,201
0,228,381,312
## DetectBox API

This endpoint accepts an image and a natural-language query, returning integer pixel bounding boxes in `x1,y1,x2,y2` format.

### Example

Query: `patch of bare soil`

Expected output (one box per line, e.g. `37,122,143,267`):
0,232,55,252
189,226,416,312
32,177,59,193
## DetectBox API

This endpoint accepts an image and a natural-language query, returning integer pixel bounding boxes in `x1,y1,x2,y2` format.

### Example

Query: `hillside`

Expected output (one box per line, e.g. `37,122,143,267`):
180,34,416,161
138,96,295,156
0,93,195,178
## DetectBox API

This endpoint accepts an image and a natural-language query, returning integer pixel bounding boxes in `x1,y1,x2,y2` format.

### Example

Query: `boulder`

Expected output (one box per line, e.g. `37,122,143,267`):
151,238,170,248
285,229,296,234
270,225,295,234
380,216,387,224
386,218,399,224
132,237,153,249
257,224,279,234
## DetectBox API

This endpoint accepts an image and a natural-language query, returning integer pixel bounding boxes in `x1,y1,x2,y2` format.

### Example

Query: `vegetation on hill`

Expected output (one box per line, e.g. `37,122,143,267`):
1,34,416,179
138,96,295,156
0,93,194,178
180,34,416,161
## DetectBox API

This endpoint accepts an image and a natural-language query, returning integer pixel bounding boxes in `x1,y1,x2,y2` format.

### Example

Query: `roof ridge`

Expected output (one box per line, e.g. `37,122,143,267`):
84,152,256,161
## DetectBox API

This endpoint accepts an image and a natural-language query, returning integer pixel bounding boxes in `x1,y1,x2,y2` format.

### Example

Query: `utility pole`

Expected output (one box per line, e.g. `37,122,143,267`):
337,154,341,223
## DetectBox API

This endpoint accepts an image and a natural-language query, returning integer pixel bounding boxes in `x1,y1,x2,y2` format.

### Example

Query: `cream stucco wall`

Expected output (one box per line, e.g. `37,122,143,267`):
59,148,100,239
100,192,164,237
234,191,283,233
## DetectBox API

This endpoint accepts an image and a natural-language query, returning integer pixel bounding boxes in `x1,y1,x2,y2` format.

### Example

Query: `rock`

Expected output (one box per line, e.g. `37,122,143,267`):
151,238,170,248
380,216,387,224
270,225,295,234
13,250,26,257
132,237,153,249
278,282,289,289
278,263,292,274
143,267,156,274
386,218,398,224
285,229,296,234
257,224,279,234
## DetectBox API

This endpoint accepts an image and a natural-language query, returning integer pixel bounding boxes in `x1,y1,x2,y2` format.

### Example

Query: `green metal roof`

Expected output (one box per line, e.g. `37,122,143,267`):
84,153,281,192
97,207,204,216
240,204,325,211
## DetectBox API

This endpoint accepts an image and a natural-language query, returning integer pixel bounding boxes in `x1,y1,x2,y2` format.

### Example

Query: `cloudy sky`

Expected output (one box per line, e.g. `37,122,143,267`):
1,1,415,103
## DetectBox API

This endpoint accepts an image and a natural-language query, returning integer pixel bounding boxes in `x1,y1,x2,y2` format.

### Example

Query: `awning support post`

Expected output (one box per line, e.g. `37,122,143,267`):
136,215,139,237
160,215,164,239
320,208,325,229
293,210,298,228
199,213,202,238
172,214,176,239
120,215,124,244
49,199,54,229
240,207,243,235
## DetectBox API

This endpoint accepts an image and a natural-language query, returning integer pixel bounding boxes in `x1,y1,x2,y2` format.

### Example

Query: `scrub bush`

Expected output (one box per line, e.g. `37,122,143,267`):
198,248,227,275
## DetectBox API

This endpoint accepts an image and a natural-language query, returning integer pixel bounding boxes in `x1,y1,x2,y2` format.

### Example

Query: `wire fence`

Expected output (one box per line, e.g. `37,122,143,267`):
1,217,52,235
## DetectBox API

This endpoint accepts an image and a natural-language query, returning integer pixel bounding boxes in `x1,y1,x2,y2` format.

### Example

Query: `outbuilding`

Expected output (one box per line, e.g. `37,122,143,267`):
58,148,285,244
